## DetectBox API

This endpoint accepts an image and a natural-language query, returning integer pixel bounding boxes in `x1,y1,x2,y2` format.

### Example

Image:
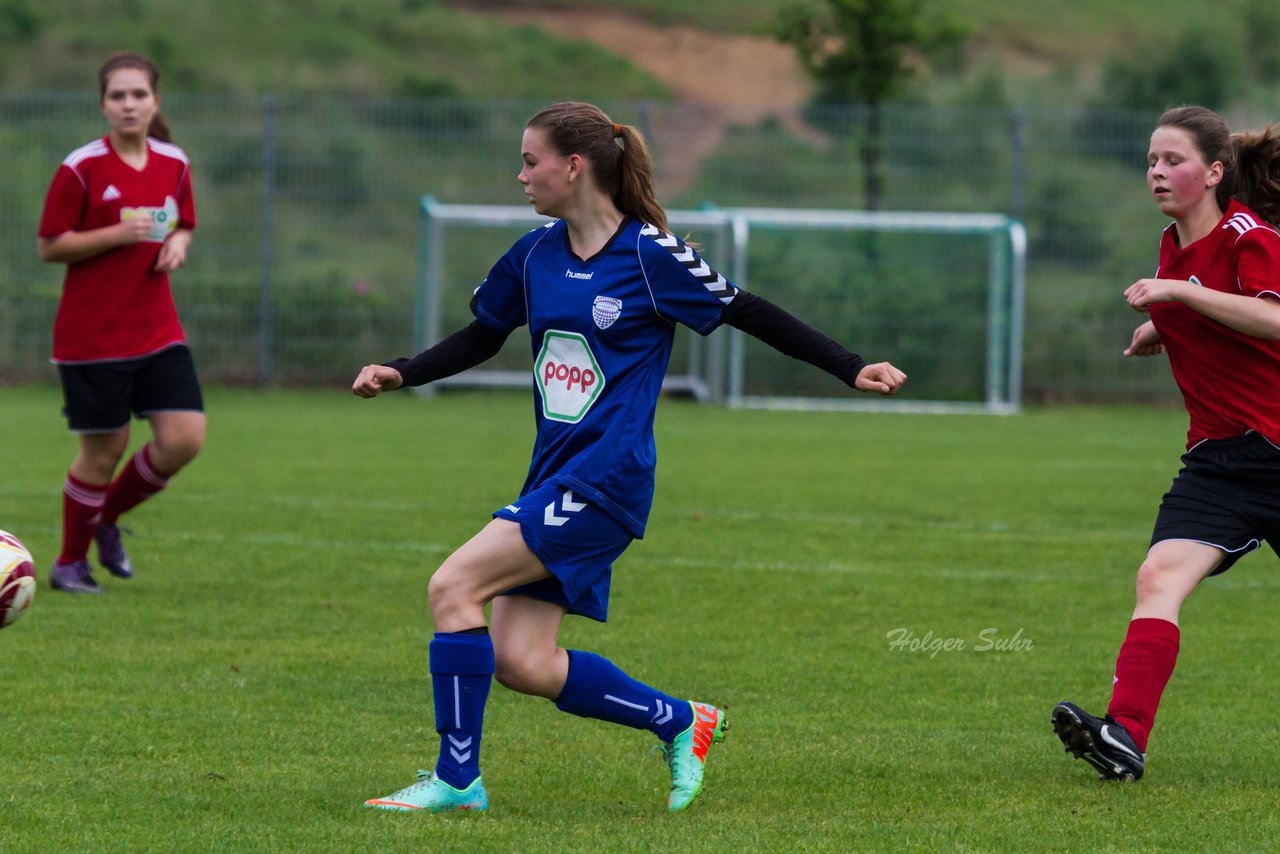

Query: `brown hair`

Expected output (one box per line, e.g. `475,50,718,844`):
1157,105,1280,226
98,52,171,143
525,101,666,231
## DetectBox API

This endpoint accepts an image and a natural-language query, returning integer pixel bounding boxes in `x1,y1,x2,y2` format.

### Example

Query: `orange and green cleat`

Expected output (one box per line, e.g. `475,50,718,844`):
364,771,489,812
660,701,728,812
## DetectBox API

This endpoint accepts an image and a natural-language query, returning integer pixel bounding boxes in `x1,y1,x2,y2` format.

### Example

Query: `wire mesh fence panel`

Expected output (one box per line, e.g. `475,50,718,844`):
5,94,1264,402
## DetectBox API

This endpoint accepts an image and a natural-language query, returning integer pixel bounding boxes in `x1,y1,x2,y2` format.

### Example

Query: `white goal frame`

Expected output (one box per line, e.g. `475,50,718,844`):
416,198,1025,414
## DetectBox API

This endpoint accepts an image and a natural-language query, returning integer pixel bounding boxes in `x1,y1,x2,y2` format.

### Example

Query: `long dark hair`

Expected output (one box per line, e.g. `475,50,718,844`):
98,52,171,143
525,101,666,231
1157,105,1280,226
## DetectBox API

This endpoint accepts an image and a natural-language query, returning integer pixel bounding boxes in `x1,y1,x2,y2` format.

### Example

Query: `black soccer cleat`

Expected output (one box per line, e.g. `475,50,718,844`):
1052,701,1145,781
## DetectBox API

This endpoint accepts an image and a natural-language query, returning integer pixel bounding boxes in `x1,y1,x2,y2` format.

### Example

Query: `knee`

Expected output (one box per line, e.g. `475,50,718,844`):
153,430,204,472
428,563,482,626
83,445,126,473
77,442,127,481
494,645,554,696
1134,555,1176,603
427,567,459,615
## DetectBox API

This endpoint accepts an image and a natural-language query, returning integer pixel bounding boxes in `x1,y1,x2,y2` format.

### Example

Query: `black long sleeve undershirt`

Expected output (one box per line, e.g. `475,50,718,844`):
384,289,866,391
382,319,510,388
721,290,867,389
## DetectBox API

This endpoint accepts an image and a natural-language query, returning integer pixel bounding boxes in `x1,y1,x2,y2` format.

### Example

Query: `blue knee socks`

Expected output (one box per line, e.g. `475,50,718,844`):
553,650,692,743
430,631,494,789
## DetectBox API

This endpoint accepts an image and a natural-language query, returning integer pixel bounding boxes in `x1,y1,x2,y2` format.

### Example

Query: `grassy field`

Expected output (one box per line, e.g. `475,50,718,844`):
3,385,1280,851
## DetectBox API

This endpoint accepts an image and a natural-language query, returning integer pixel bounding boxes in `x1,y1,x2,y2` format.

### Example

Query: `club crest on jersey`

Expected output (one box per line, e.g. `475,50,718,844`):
592,296,622,330
535,330,605,423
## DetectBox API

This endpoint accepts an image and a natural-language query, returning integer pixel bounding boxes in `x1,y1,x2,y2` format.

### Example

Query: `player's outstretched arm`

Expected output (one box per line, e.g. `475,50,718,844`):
352,365,404,398
353,320,512,397
854,362,908,395
722,290,907,394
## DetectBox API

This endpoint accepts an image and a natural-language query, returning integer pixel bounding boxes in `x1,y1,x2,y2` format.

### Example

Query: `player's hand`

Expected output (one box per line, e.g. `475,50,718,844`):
351,365,403,398
117,215,154,245
1125,277,1190,312
855,362,907,395
1123,320,1164,357
155,231,190,272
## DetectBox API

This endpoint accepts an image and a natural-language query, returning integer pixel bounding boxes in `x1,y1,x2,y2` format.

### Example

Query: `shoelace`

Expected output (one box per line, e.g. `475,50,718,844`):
392,770,435,795
652,742,687,778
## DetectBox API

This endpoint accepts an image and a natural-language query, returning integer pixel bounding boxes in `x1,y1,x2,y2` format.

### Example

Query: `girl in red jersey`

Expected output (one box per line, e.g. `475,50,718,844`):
37,53,204,594
1053,105,1280,781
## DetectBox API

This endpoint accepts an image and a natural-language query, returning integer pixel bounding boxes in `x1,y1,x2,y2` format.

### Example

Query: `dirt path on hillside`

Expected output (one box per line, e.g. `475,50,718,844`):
495,9,809,109
486,9,817,194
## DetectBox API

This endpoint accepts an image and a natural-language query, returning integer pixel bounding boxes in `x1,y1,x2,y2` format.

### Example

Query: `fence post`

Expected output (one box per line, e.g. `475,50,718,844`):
1010,107,1026,221
257,94,276,385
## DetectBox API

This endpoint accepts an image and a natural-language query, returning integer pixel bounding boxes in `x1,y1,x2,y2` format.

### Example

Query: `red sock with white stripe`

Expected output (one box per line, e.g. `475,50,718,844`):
59,473,106,563
100,443,170,525
1106,617,1180,752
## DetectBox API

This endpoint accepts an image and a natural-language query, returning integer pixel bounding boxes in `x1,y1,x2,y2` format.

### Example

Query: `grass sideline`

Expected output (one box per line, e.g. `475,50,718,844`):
3,384,1279,851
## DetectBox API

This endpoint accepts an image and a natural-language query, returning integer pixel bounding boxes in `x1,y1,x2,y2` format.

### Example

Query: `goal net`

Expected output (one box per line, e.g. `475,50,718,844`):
416,198,1024,414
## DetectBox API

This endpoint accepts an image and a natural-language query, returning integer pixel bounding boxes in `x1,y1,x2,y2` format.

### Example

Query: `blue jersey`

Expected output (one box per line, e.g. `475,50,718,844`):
472,217,737,537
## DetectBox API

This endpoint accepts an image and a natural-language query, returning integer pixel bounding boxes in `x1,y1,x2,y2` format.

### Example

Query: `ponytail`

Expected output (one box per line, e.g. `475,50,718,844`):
612,123,666,231
1228,126,1280,227
526,102,667,231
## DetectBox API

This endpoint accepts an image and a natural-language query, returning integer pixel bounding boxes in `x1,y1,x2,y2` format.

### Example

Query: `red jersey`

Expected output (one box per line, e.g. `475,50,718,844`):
1150,199,1280,448
39,136,197,363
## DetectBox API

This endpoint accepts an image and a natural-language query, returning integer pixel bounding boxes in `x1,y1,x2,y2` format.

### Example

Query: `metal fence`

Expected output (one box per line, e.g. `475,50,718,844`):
2,94,1264,401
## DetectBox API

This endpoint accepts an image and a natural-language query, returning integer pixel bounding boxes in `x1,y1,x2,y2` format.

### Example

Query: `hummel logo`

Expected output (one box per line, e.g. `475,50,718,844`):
448,734,473,764
504,504,521,514
102,184,121,202
651,700,673,725
544,489,587,527
565,269,594,280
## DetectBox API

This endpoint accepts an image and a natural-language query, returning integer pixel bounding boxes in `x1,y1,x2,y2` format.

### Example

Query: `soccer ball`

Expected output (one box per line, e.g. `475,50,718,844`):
0,530,36,628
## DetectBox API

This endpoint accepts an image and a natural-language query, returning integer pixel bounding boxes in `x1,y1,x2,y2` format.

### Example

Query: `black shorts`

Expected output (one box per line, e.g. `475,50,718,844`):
58,345,204,433
1150,432,1280,574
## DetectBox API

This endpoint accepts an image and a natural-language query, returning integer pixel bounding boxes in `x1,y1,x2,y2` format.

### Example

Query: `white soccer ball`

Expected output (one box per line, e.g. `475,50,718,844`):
0,530,36,628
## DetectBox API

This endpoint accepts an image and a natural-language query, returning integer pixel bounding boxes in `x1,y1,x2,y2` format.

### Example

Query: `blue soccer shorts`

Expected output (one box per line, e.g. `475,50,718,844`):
493,481,633,622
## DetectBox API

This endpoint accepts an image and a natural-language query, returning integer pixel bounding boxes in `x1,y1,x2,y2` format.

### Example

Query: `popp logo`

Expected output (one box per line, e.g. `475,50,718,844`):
534,330,605,423
543,360,597,394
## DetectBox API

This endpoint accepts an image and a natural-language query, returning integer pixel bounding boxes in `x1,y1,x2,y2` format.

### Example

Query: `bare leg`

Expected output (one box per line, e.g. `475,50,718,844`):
491,594,570,699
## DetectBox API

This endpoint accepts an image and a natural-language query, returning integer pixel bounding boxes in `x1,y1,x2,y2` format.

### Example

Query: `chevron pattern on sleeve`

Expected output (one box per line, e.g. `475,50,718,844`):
640,223,736,304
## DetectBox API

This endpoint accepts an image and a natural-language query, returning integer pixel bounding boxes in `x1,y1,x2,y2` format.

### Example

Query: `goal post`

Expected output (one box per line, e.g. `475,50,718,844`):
718,207,1026,415
415,197,735,402
416,198,1025,414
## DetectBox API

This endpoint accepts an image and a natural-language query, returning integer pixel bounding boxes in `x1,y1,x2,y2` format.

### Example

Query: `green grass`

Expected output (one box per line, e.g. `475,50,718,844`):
4,385,1280,850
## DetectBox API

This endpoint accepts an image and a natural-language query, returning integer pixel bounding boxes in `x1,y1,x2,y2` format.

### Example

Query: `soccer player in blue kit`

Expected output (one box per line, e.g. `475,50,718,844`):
353,101,907,813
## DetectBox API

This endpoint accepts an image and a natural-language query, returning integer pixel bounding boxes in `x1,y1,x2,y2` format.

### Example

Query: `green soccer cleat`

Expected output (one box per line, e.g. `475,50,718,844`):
363,771,489,812
660,701,728,812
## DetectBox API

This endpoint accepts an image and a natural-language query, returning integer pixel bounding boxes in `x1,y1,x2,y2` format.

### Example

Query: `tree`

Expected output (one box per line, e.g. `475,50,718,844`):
1096,24,1245,113
774,0,967,210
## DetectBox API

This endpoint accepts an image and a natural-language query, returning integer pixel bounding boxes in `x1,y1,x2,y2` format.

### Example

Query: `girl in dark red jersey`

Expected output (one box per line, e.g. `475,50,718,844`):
1053,105,1280,781
37,53,204,594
